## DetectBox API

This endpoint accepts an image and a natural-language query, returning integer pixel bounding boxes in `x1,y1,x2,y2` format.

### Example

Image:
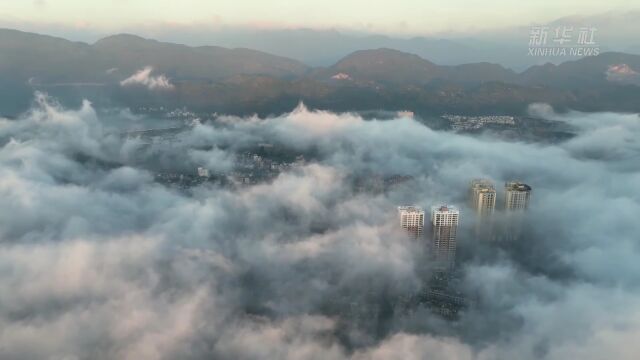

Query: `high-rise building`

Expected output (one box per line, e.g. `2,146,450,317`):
469,179,496,216
398,206,425,239
504,181,532,211
470,179,497,239
502,181,532,241
430,205,460,268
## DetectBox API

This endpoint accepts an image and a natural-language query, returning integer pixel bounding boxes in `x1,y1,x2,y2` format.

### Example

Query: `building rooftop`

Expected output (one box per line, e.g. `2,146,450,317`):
505,181,532,191
431,204,459,213
471,179,495,189
476,187,496,193
398,206,424,213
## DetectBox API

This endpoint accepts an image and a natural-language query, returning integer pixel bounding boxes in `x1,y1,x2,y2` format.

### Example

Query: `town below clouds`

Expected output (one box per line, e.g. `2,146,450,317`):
0,93,638,359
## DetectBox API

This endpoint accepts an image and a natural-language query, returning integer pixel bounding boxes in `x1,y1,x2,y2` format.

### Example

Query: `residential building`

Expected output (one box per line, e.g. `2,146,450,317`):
469,179,496,216
430,205,460,268
398,206,425,239
504,181,532,211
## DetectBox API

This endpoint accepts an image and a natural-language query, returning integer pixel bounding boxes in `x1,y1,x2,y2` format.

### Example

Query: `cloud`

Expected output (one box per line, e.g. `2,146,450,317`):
353,333,473,360
606,64,640,85
120,66,174,90
0,94,639,359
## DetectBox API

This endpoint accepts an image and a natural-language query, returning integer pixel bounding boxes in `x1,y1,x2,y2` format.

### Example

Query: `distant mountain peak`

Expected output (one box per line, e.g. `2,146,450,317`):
339,48,434,63
94,33,152,45
325,48,441,84
323,48,517,85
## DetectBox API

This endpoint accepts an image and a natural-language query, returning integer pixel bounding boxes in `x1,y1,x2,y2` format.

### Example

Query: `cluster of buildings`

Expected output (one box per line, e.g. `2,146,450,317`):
353,174,413,194
165,107,198,119
398,205,460,269
156,144,311,189
398,180,532,269
442,114,516,131
122,126,182,145
469,180,532,240
227,152,306,186
155,171,215,189
470,179,531,213
396,179,532,317
170,151,310,188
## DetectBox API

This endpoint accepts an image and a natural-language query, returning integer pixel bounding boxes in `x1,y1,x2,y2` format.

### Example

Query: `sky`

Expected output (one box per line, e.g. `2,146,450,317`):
1,0,639,36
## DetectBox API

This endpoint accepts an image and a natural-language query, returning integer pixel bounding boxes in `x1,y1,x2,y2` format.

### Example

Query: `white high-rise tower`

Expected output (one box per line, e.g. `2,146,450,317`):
503,181,532,241
470,179,497,239
504,181,531,211
430,205,460,268
398,206,425,239
470,179,496,216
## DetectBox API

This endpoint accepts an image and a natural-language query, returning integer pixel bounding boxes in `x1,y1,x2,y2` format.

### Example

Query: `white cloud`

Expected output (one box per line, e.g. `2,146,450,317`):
353,333,473,360
0,94,639,359
120,66,174,90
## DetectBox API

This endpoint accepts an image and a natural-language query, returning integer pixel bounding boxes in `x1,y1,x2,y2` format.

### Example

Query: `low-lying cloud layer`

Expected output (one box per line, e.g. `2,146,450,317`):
120,66,175,90
0,94,639,359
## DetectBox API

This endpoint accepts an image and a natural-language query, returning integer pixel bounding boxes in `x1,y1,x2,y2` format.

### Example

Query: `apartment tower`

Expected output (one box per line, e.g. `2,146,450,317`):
469,179,496,216
504,181,532,211
398,206,425,240
430,205,460,268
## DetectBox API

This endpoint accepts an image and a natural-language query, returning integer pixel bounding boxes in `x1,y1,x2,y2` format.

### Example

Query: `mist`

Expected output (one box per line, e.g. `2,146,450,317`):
0,93,638,359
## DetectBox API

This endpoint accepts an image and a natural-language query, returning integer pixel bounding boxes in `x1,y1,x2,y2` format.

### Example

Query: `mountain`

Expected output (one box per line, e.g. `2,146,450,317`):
93,34,309,81
2,29,640,117
445,62,518,84
316,48,517,85
113,48,640,115
0,28,308,115
317,48,444,84
135,28,486,67
108,27,551,70
519,52,640,87
0,29,309,85
320,48,640,89
6,11,640,70
0,29,96,83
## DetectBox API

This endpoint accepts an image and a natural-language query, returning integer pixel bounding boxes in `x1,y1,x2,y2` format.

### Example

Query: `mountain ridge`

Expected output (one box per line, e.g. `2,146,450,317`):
2,28,640,116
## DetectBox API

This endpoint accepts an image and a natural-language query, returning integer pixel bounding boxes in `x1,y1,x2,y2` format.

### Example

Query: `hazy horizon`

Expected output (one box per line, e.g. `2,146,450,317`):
3,8,640,70
1,3,639,44
2,1,639,36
